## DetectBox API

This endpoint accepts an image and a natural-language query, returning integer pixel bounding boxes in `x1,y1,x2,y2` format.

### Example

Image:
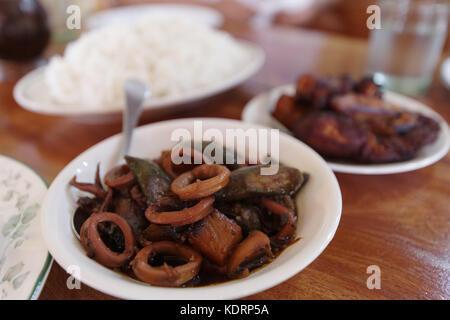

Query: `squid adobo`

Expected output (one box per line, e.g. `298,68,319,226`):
272,74,440,163
69,145,308,287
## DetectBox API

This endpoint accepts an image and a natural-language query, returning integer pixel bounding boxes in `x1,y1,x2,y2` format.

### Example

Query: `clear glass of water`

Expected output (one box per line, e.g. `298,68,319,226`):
367,0,449,95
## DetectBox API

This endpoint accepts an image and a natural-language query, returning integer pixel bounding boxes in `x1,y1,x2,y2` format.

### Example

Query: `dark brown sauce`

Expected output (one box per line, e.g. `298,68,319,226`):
148,254,188,268
98,221,125,254
185,270,228,287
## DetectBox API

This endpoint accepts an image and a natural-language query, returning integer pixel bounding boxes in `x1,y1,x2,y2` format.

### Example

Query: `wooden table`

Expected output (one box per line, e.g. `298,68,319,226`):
1,18,449,300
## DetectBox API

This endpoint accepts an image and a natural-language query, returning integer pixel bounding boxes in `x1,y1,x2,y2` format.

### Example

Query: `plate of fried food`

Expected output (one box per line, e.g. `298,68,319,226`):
40,118,341,300
242,74,450,175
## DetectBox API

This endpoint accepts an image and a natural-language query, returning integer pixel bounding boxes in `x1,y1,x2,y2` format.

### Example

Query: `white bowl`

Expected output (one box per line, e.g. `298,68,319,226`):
40,118,342,300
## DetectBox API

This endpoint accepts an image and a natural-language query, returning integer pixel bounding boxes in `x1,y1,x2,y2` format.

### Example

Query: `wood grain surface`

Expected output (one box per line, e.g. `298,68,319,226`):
0,4,449,300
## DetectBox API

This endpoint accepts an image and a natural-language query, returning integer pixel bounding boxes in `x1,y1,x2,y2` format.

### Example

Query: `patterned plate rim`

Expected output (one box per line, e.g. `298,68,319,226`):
0,154,53,300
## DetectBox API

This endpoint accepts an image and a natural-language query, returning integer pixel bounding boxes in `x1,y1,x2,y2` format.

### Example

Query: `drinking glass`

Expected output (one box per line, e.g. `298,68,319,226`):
366,0,449,95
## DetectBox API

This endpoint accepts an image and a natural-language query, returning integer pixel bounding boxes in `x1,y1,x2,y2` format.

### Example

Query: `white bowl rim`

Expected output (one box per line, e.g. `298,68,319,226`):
40,118,342,300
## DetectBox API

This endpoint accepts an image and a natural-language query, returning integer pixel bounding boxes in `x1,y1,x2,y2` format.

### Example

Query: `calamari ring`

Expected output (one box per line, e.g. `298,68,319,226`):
227,230,272,279
145,197,214,226
261,198,297,244
104,165,135,189
171,164,230,200
161,149,202,179
131,241,202,287
80,212,135,268
161,151,179,179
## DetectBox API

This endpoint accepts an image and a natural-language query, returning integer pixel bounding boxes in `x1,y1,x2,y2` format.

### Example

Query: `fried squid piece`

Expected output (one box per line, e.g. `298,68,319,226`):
69,164,107,199
227,230,272,279
131,242,202,287
188,209,242,266
261,197,297,245
104,164,135,189
293,112,367,159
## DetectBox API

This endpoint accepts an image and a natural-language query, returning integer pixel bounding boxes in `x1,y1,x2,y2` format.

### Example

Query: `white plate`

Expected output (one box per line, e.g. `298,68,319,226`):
40,118,342,300
242,84,450,175
85,4,224,30
13,40,264,120
0,155,52,300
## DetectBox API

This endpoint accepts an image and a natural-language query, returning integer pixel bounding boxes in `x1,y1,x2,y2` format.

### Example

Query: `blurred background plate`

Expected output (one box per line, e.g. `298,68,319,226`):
0,155,52,300
85,3,224,30
242,84,450,175
13,40,264,123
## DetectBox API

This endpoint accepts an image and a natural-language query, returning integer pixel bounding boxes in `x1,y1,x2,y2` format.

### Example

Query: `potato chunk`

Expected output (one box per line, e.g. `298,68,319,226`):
188,210,242,266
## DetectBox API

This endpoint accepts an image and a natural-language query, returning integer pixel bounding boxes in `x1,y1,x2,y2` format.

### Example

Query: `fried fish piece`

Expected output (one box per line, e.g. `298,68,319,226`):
293,111,367,159
330,93,390,115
